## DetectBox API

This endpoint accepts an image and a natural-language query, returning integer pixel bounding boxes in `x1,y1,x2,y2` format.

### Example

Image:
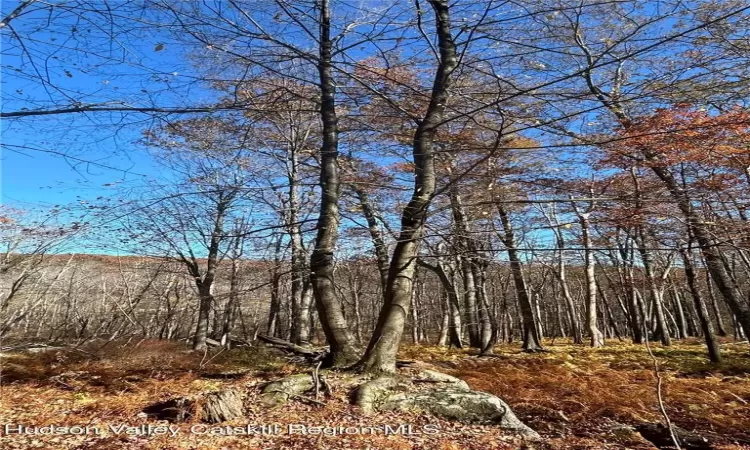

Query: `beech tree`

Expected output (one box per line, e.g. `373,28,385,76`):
358,0,460,373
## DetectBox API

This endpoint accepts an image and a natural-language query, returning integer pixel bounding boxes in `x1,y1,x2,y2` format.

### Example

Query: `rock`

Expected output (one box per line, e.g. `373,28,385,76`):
354,372,538,438
381,388,540,438
355,377,404,414
414,370,471,390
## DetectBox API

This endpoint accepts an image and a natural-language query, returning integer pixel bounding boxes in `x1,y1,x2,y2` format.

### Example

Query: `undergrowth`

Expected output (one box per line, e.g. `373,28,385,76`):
0,338,748,449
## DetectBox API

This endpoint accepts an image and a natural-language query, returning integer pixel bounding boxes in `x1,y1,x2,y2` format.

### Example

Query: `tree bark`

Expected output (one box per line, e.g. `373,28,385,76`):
680,244,722,363
359,0,457,373
571,203,604,348
496,204,544,351
309,0,358,366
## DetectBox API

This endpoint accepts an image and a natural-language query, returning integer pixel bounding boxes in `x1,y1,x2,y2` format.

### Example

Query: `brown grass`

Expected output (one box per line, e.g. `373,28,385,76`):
1,339,748,449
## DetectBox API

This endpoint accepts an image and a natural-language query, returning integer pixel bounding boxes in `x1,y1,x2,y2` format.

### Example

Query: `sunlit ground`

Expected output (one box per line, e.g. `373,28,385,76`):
1,338,748,449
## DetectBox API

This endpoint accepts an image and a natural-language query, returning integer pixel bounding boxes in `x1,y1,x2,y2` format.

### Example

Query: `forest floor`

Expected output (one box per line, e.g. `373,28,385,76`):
0,338,749,450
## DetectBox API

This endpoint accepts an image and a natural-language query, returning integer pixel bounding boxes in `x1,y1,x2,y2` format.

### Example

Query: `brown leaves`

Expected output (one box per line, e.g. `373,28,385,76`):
604,105,750,173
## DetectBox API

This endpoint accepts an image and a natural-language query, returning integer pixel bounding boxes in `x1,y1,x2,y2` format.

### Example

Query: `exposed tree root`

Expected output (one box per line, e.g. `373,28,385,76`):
255,336,417,368
259,373,318,407
260,367,540,439
522,348,550,354
256,334,326,360
144,362,539,439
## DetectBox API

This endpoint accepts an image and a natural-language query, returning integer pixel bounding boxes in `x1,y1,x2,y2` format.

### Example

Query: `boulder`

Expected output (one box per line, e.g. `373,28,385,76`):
381,388,540,438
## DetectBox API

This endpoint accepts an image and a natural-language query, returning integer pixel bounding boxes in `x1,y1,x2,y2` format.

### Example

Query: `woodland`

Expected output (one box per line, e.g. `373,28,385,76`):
1,1,750,449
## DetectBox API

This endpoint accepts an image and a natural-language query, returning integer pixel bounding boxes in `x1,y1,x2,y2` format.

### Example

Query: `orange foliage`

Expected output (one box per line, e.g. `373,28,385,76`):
605,105,750,170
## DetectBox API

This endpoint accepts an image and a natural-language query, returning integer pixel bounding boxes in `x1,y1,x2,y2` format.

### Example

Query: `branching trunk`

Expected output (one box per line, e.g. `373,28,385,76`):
360,0,458,373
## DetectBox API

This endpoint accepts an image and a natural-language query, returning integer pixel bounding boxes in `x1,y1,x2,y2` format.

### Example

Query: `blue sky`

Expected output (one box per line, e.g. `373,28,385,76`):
1,1,199,211
4,0,736,260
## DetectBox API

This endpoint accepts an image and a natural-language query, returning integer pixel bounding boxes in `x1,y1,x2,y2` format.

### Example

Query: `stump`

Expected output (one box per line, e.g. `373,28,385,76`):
201,389,243,423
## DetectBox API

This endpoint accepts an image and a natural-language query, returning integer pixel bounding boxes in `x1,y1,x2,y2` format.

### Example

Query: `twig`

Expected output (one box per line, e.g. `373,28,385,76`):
199,347,209,368
290,393,326,406
728,392,747,405
321,375,333,396
644,328,682,450
199,347,227,370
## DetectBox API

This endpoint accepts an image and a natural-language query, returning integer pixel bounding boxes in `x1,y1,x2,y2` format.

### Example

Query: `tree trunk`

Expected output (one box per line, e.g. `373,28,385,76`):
448,163,481,348
575,209,604,348
460,255,481,347
649,164,750,343
193,283,213,351
353,185,390,294
671,284,688,340
220,243,241,347
191,198,227,351
267,237,283,337
309,0,358,366
634,226,671,346
297,281,314,345
437,286,450,346
557,238,582,344
497,204,543,351
705,272,728,336
359,0,457,373
474,258,495,354
680,245,722,363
